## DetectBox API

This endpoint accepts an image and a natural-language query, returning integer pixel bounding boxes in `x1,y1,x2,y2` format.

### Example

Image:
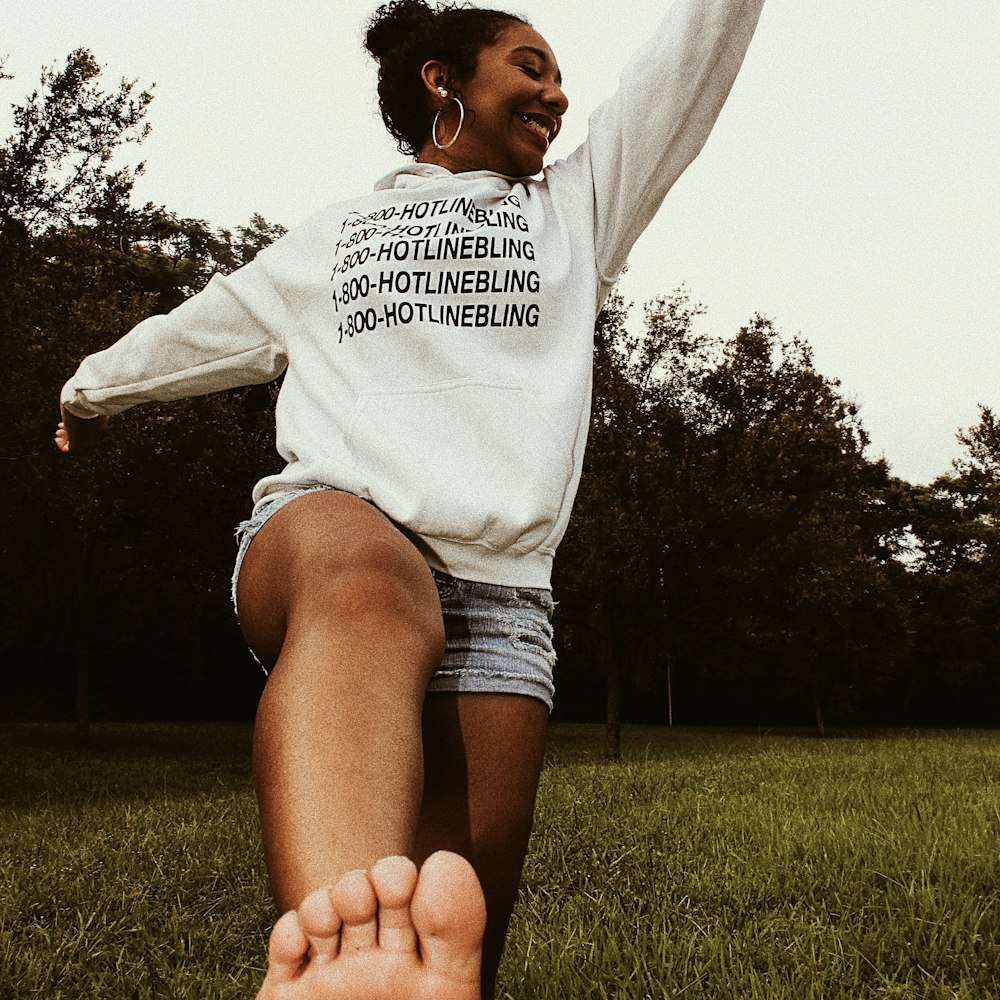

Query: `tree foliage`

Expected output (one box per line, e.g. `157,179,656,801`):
0,49,152,238
902,407,1000,721
1,51,284,728
556,292,916,739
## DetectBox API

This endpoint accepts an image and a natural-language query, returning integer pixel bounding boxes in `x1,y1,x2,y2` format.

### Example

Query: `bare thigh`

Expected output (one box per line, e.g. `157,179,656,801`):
235,489,443,676
235,489,446,906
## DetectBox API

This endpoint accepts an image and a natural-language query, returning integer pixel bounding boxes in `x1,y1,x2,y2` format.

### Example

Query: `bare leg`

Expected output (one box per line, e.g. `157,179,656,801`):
239,490,544,998
415,693,549,1000
236,490,445,908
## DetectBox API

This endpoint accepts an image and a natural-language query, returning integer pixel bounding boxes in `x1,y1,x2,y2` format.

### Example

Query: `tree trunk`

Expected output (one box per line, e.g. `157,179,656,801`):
901,670,917,726
604,618,621,762
75,660,90,748
812,683,827,739
73,538,93,748
666,653,674,727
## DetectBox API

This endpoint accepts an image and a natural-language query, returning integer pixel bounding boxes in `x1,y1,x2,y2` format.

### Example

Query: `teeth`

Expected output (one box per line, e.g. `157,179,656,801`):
520,114,550,139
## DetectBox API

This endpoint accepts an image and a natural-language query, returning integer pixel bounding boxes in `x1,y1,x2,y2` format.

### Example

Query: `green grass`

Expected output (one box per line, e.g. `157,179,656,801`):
2,724,998,998
0,725,269,998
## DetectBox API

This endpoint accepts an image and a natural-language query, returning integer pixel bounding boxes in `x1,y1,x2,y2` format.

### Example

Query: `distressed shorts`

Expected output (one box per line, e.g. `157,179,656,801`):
231,485,556,711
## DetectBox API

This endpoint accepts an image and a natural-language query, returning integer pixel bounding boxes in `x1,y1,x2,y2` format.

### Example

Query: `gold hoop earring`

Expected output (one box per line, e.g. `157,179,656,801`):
432,95,465,150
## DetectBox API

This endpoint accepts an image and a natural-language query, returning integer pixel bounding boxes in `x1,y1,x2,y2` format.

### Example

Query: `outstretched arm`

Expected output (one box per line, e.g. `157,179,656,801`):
54,403,109,455
552,0,766,300
57,222,310,425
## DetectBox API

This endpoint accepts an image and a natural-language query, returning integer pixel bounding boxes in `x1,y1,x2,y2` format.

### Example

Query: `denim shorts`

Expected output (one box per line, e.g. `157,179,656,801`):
231,485,556,711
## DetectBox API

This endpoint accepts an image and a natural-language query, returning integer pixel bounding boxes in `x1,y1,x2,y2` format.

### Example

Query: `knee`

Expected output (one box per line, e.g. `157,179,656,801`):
289,537,445,665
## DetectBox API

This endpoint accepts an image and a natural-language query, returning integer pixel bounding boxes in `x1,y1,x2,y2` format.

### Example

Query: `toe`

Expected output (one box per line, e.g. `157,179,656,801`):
370,855,419,953
411,852,486,984
296,885,342,962
264,909,310,985
331,868,379,954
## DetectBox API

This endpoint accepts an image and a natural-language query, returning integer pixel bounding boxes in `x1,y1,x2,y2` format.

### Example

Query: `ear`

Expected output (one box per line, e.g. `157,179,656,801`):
420,59,452,99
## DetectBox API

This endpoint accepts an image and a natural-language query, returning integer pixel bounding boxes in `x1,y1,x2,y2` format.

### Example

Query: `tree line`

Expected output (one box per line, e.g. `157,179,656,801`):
554,293,999,751
3,52,997,744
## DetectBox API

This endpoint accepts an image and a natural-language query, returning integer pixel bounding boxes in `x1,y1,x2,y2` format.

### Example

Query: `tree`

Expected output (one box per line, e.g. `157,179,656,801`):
556,293,909,741
0,49,152,239
676,317,908,733
555,290,712,756
1,51,285,738
905,406,1000,722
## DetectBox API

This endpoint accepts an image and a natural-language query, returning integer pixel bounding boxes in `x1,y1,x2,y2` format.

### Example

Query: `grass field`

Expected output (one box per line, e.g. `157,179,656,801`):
1,723,998,999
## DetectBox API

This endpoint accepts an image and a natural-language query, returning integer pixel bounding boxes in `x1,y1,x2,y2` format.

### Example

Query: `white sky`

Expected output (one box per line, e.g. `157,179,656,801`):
5,1,999,485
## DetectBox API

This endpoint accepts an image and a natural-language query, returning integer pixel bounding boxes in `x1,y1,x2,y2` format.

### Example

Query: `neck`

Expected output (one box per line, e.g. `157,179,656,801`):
416,143,475,174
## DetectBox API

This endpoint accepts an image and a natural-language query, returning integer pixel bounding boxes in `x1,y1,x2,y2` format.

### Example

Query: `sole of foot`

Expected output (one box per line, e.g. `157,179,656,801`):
257,851,486,1000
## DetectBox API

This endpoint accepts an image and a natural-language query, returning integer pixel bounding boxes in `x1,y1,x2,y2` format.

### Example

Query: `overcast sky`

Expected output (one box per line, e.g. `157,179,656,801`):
5,1,998,485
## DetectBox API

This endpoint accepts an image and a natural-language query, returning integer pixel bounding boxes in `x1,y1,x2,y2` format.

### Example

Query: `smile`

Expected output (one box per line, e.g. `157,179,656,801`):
518,113,556,147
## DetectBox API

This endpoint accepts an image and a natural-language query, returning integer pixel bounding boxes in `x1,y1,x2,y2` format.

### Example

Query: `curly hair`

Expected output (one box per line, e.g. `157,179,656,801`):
364,0,529,155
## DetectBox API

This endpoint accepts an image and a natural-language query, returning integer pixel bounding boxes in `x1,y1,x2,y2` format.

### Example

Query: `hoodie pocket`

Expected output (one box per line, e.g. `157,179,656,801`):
345,379,573,555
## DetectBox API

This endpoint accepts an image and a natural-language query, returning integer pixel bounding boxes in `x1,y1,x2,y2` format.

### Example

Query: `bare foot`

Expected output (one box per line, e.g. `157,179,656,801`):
257,851,486,1000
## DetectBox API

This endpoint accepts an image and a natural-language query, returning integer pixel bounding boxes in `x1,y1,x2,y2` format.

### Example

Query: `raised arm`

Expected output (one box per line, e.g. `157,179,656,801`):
553,0,765,295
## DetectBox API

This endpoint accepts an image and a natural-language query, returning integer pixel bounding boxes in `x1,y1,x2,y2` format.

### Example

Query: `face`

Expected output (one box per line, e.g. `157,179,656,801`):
424,22,569,176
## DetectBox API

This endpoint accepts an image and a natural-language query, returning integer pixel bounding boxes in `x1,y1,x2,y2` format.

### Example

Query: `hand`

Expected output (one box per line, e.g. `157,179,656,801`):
55,403,109,454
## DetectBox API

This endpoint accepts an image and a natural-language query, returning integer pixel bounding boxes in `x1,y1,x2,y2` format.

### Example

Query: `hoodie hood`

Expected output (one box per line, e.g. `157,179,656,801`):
374,162,528,192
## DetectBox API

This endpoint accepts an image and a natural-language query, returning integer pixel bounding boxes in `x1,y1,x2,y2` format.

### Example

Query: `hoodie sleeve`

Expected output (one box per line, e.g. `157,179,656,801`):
551,0,765,300
60,245,293,418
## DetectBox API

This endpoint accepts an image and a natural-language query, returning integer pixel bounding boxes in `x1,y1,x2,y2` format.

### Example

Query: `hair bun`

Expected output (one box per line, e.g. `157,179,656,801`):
365,0,437,63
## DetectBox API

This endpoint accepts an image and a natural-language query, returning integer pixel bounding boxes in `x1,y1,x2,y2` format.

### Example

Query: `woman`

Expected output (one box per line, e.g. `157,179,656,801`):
57,0,764,996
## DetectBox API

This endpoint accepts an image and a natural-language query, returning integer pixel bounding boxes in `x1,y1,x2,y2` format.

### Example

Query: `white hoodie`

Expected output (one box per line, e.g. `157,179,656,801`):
61,0,765,588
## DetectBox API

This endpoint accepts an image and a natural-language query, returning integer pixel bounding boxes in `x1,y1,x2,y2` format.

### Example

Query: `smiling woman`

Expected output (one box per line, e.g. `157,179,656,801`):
364,0,567,177
420,20,567,177
55,1,766,998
